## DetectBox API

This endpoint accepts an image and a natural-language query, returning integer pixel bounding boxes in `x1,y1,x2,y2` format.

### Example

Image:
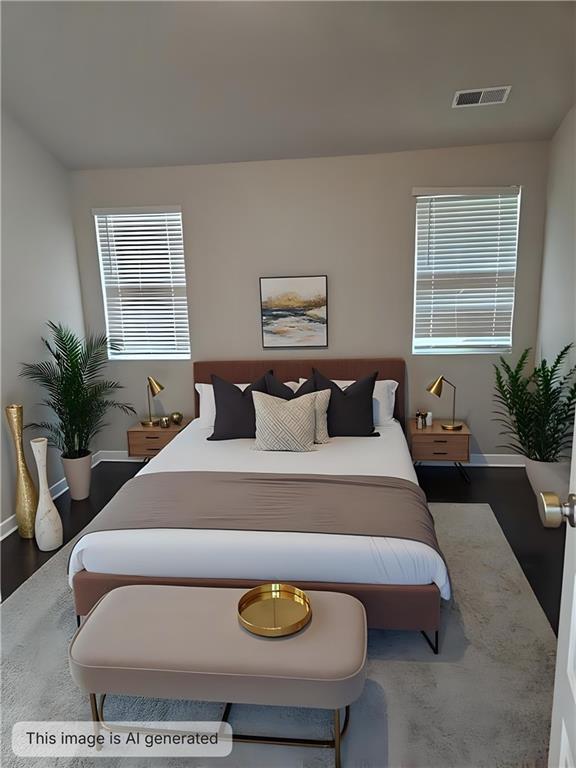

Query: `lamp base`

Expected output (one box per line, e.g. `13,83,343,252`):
140,419,160,428
441,422,463,431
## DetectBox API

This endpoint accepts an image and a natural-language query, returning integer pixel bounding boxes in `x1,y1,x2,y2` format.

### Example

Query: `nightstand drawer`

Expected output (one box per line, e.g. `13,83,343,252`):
411,434,469,448
128,431,175,457
411,438,469,462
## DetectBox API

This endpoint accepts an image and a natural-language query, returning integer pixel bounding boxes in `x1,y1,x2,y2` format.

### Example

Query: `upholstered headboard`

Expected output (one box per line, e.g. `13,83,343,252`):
193,358,406,426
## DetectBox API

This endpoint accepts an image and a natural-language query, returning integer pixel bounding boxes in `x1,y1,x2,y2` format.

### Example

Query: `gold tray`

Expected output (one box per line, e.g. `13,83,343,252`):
238,583,312,638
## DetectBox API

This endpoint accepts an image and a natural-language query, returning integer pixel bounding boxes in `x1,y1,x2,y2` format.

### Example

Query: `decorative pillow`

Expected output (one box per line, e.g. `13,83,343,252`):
311,389,331,444
264,374,329,443
253,392,317,452
196,379,299,427
320,379,398,425
196,382,249,428
312,369,378,437
207,372,270,440
265,374,315,399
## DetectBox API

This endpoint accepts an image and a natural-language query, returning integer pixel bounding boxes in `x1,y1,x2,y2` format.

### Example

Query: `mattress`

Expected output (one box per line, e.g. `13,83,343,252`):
68,420,450,599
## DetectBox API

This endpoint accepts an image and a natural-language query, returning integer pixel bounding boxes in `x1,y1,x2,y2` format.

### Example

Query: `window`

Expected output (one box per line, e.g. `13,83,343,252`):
94,208,191,360
412,187,521,355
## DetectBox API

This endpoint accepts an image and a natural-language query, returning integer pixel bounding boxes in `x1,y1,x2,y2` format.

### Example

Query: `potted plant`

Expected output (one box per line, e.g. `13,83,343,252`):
494,345,576,511
20,322,135,500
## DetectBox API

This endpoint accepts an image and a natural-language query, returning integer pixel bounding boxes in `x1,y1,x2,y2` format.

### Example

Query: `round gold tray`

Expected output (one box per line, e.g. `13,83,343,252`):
238,583,312,638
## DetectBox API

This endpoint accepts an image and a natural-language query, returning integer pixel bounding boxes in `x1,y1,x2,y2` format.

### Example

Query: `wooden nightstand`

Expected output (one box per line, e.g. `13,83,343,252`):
409,420,471,482
127,419,191,459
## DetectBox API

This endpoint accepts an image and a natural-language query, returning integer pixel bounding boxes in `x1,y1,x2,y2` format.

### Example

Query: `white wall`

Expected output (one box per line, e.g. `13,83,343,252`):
538,106,575,365
72,141,548,457
1,112,85,523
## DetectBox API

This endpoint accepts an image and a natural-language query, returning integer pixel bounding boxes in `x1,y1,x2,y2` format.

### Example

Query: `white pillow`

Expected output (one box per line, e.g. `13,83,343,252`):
298,377,398,425
195,381,299,427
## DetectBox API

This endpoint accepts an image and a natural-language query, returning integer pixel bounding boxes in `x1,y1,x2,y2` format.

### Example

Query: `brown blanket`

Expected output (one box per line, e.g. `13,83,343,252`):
75,471,445,562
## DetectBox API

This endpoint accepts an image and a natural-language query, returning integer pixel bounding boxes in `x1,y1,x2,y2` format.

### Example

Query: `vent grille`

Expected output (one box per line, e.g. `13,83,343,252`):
452,86,511,108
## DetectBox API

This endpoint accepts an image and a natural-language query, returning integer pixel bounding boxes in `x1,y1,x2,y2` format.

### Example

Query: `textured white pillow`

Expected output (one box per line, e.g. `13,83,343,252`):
313,389,331,444
298,378,398,424
253,392,317,452
195,381,300,427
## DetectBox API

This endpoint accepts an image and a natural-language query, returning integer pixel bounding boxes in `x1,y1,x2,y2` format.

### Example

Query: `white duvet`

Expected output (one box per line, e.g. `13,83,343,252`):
68,420,450,599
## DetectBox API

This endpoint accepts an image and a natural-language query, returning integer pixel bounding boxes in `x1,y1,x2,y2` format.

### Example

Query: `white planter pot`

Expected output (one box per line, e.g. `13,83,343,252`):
31,437,63,552
524,457,570,523
62,453,92,501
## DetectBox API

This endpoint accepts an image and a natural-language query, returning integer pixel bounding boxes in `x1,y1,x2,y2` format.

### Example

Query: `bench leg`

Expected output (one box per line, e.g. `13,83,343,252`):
223,701,349,764
89,694,102,750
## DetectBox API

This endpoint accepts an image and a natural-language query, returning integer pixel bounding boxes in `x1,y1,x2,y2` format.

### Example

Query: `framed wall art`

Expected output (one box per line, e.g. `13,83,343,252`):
259,275,328,349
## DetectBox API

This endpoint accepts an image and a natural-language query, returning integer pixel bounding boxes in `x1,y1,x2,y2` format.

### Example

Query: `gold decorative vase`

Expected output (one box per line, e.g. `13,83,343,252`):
5,404,38,538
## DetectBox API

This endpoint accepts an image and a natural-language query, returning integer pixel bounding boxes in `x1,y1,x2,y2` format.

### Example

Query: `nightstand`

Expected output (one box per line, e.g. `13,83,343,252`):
127,419,191,459
409,420,471,482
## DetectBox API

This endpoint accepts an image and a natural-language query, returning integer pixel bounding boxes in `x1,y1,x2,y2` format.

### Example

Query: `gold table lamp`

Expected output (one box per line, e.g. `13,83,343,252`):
426,375,462,431
141,376,164,427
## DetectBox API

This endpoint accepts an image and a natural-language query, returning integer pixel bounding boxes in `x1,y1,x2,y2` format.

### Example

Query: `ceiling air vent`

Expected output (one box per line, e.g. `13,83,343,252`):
452,86,511,108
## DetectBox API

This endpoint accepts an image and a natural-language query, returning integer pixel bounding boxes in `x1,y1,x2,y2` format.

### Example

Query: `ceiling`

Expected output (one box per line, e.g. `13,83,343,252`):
2,2,574,169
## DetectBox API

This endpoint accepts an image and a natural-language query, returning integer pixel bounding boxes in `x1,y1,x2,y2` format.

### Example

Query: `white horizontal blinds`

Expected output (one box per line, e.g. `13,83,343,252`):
95,209,191,359
413,190,521,354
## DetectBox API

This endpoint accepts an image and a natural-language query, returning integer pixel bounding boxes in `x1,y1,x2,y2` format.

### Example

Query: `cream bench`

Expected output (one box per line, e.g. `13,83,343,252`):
69,584,367,767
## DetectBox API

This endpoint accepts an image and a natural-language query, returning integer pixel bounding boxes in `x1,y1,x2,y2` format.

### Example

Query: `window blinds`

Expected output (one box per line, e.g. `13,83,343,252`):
94,208,191,359
412,189,521,355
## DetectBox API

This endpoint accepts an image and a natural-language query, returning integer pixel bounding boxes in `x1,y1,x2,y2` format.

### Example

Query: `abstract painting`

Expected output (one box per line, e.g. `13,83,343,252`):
260,275,328,348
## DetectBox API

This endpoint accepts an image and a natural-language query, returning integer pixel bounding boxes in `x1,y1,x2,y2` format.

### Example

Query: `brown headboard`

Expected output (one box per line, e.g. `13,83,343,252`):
193,358,406,426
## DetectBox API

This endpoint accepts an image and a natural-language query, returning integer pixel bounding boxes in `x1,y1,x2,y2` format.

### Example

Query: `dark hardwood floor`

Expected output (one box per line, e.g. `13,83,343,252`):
2,462,565,633
1,461,140,600
416,465,566,633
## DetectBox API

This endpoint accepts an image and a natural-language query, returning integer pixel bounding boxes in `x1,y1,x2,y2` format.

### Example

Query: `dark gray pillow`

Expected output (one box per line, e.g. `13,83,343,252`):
208,372,271,440
313,369,378,437
264,373,316,400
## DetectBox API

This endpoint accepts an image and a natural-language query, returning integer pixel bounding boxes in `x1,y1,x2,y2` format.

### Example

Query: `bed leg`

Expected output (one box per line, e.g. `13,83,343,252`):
76,615,81,628
421,630,439,655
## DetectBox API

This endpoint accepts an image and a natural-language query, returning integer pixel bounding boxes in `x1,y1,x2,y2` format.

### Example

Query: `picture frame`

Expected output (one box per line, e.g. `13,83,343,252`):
259,275,328,349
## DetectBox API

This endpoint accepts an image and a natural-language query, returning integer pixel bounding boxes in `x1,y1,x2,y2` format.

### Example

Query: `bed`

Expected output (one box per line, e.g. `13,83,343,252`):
70,358,449,639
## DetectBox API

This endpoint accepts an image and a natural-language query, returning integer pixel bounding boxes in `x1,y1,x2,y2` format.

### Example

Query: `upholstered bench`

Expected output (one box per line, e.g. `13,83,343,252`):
69,584,367,767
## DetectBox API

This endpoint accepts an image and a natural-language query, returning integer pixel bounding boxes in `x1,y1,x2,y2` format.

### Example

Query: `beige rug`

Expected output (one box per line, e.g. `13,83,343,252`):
1,503,556,767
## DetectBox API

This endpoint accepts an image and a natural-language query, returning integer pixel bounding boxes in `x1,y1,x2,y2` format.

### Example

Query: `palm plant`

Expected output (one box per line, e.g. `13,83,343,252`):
494,345,576,462
20,322,135,459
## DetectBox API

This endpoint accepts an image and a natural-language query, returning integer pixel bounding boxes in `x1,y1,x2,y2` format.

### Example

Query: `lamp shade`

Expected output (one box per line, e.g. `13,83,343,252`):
426,375,444,398
147,376,164,398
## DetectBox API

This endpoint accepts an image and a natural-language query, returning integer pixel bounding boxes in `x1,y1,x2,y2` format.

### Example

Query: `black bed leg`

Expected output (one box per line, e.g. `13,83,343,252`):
421,630,439,654
76,615,81,628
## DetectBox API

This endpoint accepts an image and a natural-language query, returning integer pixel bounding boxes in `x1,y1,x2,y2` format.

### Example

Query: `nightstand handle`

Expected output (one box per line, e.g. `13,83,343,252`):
145,435,160,440
433,439,448,443
433,451,448,455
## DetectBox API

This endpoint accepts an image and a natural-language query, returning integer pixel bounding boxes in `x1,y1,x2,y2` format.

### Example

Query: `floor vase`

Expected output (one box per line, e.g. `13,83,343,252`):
4,404,38,538
31,437,63,552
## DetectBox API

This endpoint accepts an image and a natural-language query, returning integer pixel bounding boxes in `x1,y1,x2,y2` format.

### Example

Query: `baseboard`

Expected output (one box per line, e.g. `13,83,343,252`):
420,452,526,468
92,450,143,464
0,515,18,540
1,450,525,541
471,453,526,467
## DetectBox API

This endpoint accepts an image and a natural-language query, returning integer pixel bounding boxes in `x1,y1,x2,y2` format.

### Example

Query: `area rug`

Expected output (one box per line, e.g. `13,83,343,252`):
1,503,556,767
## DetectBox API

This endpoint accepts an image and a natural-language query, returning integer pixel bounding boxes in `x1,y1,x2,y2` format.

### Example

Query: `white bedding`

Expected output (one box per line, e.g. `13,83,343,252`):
69,420,450,599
